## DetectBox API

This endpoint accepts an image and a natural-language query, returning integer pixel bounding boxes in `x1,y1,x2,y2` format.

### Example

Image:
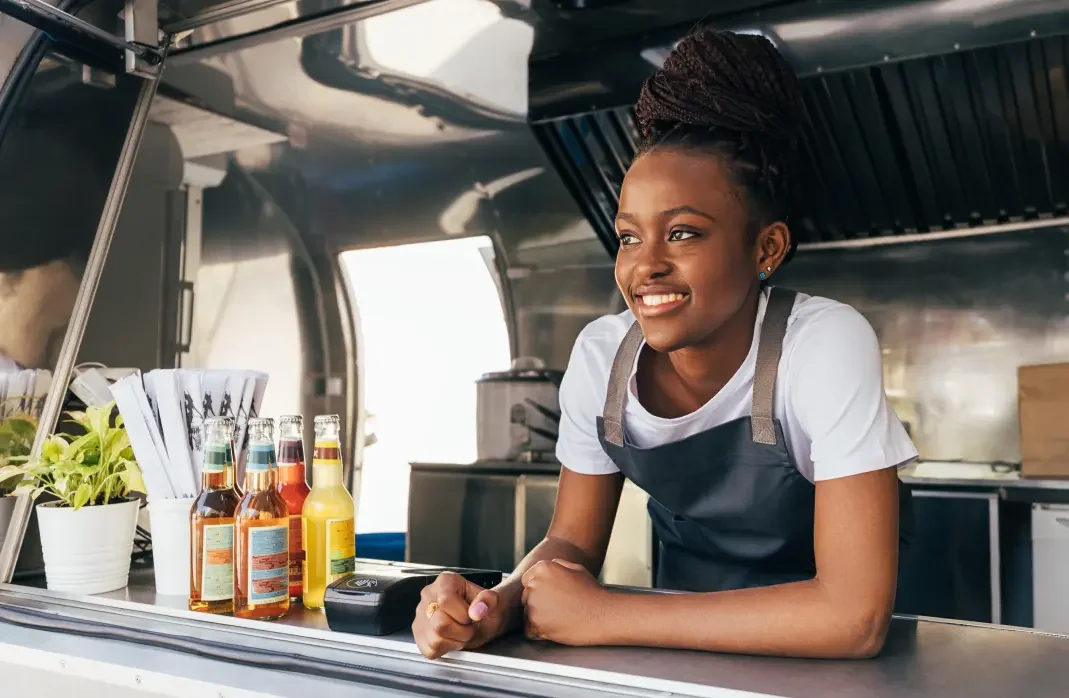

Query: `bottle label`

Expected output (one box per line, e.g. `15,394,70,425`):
247,444,275,471
301,516,308,590
203,444,232,474
313,440,341,465
248,524,289,605
325,517,356,583
288,514,304,587
201,523,234,601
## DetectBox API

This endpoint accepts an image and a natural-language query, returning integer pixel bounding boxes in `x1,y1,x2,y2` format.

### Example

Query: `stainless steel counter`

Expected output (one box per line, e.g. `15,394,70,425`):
3,569,1069,697
900,461,1069,493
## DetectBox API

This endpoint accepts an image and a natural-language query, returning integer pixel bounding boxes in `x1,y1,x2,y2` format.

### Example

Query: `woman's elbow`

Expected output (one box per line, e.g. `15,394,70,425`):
837,606,892,659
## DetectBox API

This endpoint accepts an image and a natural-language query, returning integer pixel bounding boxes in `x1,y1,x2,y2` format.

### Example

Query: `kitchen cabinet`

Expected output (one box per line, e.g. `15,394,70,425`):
896,489,1000,624
408,461,653,587
1032,504,1069,633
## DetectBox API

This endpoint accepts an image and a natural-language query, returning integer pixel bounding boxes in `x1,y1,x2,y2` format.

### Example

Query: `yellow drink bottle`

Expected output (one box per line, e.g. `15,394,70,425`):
301,414,356,609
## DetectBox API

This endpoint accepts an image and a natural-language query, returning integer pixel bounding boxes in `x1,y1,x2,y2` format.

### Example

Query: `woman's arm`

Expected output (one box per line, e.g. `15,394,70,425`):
493,467,625,626
411,467,624,659
592,466,899,658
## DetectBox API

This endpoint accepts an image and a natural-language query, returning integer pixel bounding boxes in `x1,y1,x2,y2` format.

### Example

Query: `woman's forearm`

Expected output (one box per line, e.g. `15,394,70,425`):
493,536,605,629
599,579,892,659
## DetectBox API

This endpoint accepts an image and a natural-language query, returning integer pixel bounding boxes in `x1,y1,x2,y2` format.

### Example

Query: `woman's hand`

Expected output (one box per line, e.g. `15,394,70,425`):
521,559,612,646
412,572,516,659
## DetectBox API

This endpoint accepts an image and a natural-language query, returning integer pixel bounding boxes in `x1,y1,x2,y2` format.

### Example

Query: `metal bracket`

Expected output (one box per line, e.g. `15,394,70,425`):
124,0,159,77
0,0,163,74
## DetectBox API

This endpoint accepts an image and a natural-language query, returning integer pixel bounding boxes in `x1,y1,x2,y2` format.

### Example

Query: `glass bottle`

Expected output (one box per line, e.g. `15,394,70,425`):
277,414,310,602
234,418,290,621
302,414,356,610
189,417,241,614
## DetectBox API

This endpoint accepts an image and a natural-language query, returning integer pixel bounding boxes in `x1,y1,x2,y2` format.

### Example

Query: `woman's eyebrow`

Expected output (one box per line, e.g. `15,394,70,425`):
615,205,714,227
615,206,717,225
661,205,716,223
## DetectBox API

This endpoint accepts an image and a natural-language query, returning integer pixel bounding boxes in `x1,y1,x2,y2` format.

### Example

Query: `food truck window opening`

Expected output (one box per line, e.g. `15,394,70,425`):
339,235,510,534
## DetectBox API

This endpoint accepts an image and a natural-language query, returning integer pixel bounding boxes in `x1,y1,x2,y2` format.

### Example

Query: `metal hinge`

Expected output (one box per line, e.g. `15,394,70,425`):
123,0,161,77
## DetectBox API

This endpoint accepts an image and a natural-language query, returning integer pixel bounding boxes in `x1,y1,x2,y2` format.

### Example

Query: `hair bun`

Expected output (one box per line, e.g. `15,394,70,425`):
635,29,803,146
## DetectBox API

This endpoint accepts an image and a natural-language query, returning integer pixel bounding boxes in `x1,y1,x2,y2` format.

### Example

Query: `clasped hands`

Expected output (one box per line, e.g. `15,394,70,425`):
412,559,610,659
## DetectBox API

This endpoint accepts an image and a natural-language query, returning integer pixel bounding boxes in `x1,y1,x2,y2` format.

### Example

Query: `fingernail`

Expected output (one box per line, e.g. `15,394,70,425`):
471,601,488,619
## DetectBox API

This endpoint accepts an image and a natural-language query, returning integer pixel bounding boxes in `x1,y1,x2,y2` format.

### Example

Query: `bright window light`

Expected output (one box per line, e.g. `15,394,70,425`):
340,236,511,533
360,0,532,115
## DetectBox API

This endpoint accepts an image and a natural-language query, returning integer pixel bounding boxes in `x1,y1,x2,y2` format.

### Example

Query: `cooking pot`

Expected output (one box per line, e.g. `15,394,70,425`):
476,357,563,462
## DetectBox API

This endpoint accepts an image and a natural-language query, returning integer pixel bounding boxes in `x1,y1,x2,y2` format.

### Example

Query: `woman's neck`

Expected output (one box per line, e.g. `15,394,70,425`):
639,287,762,417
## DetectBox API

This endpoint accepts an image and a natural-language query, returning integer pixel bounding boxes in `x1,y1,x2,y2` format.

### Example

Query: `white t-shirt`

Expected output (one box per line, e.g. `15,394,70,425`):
556,287,918,483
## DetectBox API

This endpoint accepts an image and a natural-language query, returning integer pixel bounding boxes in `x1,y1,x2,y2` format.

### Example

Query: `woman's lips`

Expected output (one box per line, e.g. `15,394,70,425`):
635,292,689,317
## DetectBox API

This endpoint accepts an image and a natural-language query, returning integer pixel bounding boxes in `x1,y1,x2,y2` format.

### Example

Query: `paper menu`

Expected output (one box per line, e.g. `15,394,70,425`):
110,369,270,500
151,370,198,498
180,369,207,482
110,374,176,500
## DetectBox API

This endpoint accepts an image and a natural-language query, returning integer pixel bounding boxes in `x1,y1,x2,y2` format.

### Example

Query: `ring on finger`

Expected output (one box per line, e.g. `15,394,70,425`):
426,602,440,619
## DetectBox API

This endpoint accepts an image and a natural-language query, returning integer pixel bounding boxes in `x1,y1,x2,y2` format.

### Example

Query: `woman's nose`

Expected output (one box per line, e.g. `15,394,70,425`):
632,239,672,279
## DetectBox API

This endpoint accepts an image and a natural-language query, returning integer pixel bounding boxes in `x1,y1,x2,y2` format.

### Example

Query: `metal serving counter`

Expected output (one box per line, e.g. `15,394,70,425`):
2,568,1069,697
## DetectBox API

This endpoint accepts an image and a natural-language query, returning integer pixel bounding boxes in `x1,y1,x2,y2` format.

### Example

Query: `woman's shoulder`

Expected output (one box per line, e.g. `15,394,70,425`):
785,291,876,347
559,310,636,404
571,308,637,359
780,290,882,392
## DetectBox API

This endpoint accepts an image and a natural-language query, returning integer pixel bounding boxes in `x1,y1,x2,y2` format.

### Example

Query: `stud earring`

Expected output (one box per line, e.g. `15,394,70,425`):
759,265,772,280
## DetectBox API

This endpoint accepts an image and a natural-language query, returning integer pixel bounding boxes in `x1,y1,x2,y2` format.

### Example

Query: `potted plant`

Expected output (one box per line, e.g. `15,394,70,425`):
0,402,146,594
0,415,37,543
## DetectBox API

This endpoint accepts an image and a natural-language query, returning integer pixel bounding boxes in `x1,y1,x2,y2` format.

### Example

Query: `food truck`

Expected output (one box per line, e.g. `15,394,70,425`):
3,0,1069,695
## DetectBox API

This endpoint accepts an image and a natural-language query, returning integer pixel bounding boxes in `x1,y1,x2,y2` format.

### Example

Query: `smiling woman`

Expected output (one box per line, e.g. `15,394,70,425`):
412,28,918,661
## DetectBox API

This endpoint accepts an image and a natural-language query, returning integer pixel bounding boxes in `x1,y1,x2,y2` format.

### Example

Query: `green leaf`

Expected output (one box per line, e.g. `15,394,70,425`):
63,432,96,462
106,429,131,464
86,405,112,444
119,461,147,495
72,483,92,510
12,401,138,508
40,436,66,463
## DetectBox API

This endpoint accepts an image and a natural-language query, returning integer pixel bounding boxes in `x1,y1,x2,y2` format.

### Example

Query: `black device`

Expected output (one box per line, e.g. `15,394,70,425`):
323,559,503,637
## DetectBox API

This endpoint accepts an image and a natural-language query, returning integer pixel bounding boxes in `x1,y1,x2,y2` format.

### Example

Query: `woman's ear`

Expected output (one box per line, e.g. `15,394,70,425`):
754,221,791,279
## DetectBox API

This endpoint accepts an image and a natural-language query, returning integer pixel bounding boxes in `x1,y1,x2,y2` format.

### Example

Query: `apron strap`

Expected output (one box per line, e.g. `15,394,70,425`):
601,287,798,448
751,287,798,445
602,321,644,447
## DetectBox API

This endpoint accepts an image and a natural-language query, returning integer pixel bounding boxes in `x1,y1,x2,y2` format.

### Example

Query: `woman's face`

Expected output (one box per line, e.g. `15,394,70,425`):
614,148,788,353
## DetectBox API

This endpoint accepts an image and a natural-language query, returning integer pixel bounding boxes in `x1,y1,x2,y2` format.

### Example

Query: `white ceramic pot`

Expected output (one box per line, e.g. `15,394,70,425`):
36,498,139,595
0,495,15,543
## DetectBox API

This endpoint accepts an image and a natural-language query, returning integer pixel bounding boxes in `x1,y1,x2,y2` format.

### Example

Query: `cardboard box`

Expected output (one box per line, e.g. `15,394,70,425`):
1019,362,1069,479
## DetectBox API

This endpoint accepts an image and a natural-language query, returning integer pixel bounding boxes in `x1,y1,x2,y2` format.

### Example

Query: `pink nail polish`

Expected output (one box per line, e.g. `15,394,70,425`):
472,601,488,618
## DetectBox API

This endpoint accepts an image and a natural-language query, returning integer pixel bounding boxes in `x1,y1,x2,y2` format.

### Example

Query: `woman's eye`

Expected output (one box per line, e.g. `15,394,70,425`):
668,229,698,241
617,232,639,246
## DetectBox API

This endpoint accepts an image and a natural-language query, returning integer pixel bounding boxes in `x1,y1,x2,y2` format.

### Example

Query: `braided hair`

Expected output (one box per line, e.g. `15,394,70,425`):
634,29,804,264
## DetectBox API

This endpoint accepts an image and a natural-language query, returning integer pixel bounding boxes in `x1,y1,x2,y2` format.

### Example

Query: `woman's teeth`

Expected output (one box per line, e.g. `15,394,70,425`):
641,293,687,306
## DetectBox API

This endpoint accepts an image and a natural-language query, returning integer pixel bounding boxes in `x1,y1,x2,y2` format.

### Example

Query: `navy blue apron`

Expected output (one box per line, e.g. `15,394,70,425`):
596,287,912,592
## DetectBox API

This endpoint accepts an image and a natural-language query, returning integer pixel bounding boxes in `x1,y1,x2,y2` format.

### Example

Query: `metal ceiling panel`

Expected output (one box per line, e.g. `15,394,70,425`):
532,36,1069,252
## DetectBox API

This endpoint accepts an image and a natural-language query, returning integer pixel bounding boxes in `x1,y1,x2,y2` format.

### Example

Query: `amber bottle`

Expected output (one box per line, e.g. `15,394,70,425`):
189,417,241,614
277,414,310,601
234,418,291,620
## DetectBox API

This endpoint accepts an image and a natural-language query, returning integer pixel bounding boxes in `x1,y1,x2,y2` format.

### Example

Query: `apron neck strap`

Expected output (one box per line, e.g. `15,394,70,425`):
602,321,644,447
751,286,797,445
601,287,798,448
